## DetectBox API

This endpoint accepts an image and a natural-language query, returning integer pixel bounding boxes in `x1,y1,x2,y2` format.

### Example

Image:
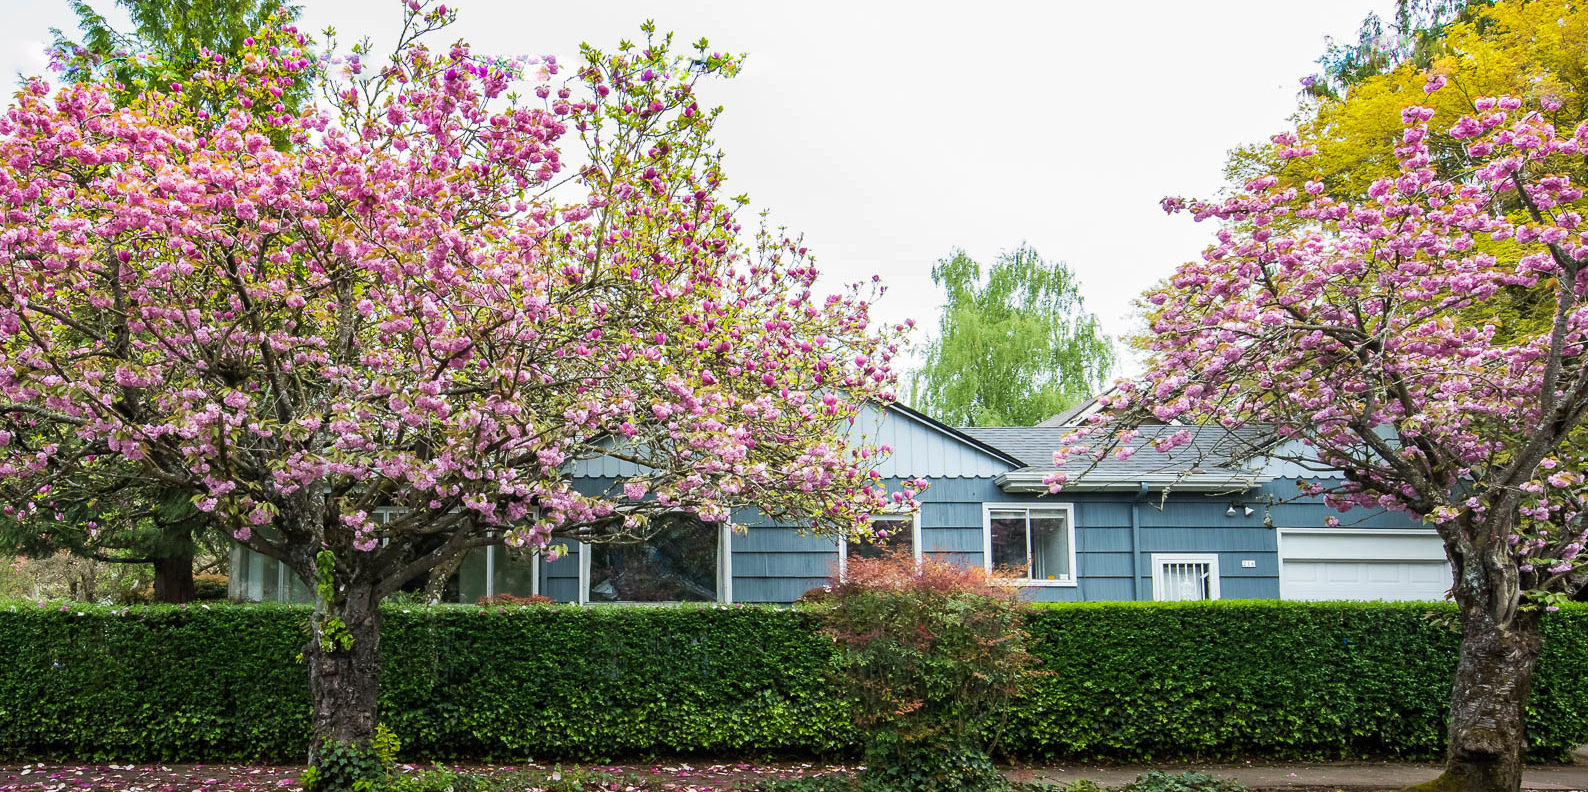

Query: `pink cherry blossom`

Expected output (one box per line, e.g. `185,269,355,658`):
0,3,914,768
1049,91,1588,790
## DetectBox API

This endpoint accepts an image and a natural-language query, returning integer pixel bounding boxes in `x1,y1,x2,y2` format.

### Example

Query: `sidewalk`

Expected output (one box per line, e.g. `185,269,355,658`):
1018,756,1588,791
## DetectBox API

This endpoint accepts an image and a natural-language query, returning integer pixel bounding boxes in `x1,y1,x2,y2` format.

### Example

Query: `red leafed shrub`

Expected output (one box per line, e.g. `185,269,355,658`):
819,549,1039,791
832,550,1013,598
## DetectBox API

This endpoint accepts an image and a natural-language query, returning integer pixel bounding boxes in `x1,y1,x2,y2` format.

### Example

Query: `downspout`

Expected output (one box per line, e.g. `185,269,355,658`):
1131,482,1148,600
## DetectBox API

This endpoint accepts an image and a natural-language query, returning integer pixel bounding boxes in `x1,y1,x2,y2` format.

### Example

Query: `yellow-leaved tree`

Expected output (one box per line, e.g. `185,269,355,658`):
1231,0,1588,197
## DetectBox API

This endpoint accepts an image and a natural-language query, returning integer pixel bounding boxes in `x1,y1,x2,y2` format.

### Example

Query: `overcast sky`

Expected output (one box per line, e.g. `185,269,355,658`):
0,0,1391,376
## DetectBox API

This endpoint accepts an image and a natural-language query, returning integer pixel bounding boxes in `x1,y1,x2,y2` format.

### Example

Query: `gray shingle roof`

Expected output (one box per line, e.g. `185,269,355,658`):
1035,401,1091,427
958,424,1276,489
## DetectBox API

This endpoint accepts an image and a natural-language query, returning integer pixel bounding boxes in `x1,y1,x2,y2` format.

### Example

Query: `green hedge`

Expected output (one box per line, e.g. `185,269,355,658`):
0,600,1584,763
1010,601,1588,762
0,602,312,762
378,605,845,760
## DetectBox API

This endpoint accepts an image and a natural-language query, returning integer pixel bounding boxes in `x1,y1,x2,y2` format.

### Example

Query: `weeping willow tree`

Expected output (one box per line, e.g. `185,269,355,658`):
51,0,306,97
910,245,1114,427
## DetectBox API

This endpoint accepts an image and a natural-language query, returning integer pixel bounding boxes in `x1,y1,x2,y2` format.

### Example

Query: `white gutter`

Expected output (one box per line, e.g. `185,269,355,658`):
994,470,1268,493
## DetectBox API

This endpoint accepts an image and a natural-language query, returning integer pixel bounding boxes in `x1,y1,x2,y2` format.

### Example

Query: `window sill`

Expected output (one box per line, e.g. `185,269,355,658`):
992,577,1079,588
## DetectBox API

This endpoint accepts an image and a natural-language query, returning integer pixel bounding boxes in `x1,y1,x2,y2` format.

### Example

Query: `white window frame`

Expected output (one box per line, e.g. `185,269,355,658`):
837,511,924,579
479,542,542,599
1151,553,1222,602
576,518,733,605
981,502,1079,587
233,510,547,603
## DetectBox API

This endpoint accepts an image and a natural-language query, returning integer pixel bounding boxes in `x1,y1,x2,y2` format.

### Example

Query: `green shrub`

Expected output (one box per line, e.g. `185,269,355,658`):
302,724,406,792
1012,783,1108,792
1118,771,1247,792
0,600,311,762
0,599,1583,764
1005,600,1588,762
754,775,862,792
380,767,480,792
301,737,386,792
193,574,230,601
378,603,848,761
819,551,1038,792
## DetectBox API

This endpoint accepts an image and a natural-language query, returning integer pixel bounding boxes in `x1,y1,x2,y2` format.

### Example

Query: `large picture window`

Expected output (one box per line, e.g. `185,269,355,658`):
584,513,726,603
984,504,1076,585
847,514,919,560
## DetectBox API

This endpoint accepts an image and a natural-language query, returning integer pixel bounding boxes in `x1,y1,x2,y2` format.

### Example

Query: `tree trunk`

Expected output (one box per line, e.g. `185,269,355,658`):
304,576,382,781
151,554,195,603
1411,551,1544,792
423,551,466,604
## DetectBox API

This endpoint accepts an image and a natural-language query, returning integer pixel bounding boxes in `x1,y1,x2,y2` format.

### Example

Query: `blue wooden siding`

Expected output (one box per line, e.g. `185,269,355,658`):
540,543,580,602
723,500,847,601
873,475,1295,602
919,487,987,566
919,478,993,569
1131,503,1277,600
730,525,835,603
1071,503,1136,601
1077,503,1132,526
901,478,1141,602
921,503,980,529
847,403,1014,478
229,480,1417,607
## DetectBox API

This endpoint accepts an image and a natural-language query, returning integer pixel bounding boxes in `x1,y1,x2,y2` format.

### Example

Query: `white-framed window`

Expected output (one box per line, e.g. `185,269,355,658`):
578,513,733,605
837,511,923,578
983,503,1077,586
460,542,542,602
1152,553,1221,601
231,509,548,604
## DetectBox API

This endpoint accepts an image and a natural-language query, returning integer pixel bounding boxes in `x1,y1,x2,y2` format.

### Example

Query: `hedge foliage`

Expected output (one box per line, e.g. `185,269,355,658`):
1009,601,1588,762
0,600,1584,764
0,601,311,762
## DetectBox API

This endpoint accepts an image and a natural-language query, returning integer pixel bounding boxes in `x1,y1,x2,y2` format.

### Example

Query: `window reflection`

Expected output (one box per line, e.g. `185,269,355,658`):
588,514,719,603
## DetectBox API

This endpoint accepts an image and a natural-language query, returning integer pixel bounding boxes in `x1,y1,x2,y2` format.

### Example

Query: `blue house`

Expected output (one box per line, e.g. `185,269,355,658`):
230,398,1452,605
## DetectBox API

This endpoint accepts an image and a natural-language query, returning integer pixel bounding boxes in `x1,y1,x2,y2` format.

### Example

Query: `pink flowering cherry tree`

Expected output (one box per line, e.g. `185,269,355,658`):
1058,85,1588,792
0,5,910,773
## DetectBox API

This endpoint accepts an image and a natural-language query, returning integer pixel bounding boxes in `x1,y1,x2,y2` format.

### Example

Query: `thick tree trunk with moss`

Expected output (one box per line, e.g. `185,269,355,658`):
151,554,195,603
304,577,382,774
1433,611,1542,791
1411,545,1543,792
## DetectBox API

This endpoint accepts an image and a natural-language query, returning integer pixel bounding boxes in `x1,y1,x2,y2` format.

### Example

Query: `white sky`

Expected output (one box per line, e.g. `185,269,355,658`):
0,0,1392,377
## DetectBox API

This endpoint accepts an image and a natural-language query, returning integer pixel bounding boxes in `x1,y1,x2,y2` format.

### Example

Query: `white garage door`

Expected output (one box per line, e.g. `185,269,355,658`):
1279,528,1452,602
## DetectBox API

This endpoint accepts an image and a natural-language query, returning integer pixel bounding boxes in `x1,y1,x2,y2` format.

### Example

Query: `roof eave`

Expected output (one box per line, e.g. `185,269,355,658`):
994,470,1270,493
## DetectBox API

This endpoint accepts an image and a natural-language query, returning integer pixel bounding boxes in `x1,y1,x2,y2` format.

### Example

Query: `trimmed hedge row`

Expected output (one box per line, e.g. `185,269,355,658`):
0,602,312,762
1009,601,1588,761
0,600,1583,763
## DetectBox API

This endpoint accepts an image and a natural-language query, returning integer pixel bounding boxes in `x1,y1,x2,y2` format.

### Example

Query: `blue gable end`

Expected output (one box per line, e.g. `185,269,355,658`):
728,402,1023,603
